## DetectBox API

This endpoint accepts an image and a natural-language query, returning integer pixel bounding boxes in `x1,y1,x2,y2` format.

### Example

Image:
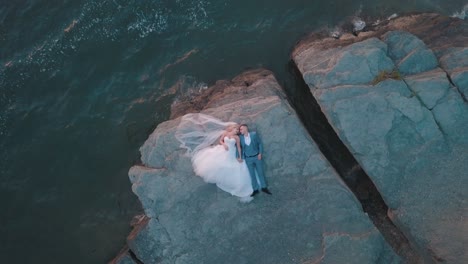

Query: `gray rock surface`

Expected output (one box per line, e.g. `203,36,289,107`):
382,30,438,75
293,13,468,264
295,37,395,90
125,69,400,263
439,47,468,97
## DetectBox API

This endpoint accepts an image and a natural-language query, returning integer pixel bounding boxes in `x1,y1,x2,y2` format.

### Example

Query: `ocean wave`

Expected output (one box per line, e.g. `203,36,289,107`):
70,0,213,40
452,4,468,19
1,0,214,78
127,10,169,38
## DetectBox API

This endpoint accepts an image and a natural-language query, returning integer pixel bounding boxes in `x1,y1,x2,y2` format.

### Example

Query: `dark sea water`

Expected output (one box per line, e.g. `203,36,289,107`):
0,1,466,263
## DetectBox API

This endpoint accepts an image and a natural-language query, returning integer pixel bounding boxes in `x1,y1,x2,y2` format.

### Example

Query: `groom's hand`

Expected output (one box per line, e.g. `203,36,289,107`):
258,154,262,160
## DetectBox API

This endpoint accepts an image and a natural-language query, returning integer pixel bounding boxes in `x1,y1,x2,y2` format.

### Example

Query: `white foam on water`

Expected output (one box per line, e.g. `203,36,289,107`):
352,17,366,31
125,0,212,38
388,13,398,20
330,27,342,39
170,75,208,106
451,4,468,19
185,0,212,29
127,9,169,38
1,0,215,100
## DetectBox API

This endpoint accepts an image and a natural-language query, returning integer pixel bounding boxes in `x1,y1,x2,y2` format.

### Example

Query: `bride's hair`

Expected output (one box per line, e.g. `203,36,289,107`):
226,124,239,132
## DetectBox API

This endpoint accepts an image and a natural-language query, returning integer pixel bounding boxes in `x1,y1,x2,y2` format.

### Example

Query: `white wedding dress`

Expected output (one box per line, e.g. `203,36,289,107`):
192,137,253,200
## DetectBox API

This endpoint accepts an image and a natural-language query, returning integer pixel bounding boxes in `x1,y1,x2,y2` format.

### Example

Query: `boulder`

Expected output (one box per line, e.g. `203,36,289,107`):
125,69,400,263
293,13,468,264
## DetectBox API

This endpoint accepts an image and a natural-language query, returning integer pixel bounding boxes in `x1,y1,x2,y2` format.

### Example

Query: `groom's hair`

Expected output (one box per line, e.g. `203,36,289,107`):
239,124,248,129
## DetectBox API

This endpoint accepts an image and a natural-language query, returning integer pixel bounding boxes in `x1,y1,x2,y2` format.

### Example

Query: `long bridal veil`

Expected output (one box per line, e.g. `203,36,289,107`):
175,113,236,156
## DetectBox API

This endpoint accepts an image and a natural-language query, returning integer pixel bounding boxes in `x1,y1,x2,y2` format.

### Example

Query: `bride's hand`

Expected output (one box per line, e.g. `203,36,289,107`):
223,144,229,150
237,158,243,163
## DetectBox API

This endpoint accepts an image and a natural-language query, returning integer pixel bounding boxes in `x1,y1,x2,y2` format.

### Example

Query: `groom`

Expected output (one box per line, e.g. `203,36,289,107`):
238,124,272,196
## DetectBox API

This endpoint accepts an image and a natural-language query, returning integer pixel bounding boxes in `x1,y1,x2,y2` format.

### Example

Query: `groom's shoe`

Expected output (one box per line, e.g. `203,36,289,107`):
250,190,259,197
261,188,272,195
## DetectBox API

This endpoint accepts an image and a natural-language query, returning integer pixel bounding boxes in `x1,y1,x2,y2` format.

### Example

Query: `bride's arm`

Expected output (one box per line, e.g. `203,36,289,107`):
219,132,228,150
235,136,242,162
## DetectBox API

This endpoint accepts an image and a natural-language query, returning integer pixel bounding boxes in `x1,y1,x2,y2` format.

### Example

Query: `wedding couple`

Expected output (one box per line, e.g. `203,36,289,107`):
176,113,271,201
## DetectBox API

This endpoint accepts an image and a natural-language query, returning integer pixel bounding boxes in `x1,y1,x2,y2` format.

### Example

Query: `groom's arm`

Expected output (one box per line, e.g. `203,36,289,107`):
256,133,263,159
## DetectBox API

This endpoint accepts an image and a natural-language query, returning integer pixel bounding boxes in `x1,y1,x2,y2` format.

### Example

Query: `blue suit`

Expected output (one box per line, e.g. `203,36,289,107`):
239,132,267,191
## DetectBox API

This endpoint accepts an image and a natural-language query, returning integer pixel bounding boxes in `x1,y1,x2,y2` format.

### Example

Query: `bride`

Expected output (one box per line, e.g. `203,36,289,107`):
176,113,253,201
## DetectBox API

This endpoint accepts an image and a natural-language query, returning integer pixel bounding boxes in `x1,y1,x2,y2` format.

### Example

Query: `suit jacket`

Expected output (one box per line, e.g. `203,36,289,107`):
239,132,263,159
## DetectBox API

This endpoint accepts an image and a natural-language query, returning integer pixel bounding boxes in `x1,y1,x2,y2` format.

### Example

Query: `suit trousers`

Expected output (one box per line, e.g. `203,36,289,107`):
245,157,266,190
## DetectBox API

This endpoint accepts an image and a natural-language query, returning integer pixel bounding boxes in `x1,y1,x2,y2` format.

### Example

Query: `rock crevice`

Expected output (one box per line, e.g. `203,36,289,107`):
292,12,468,264
287,62,422,263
